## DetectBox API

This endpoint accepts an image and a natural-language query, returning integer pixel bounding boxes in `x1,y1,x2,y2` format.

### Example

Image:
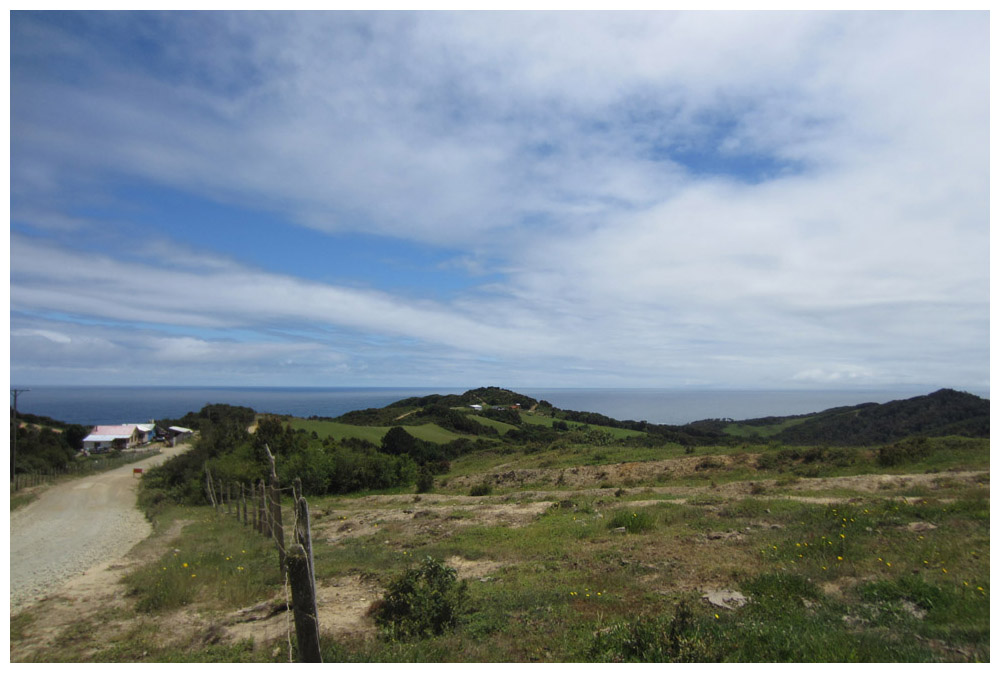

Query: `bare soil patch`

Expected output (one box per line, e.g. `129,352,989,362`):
312,499,554,544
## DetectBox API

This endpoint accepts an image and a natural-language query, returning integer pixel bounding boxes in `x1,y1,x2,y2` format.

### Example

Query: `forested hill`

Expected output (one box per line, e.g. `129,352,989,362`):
332,386,988,447
333,387,548,426
697,388,989,446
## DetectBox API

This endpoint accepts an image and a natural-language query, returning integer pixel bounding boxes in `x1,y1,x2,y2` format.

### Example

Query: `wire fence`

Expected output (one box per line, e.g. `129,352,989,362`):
10,448,162,492
204,444,322,663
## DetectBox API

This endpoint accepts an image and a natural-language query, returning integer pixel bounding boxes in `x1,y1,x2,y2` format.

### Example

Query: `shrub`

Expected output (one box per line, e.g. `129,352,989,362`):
415,467,435,494
877,437,931,467
370,557,468,639
589,600,714,662
469,482,492,496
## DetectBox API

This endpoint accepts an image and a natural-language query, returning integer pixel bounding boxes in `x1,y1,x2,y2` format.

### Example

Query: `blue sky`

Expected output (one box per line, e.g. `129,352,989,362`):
9,11,990,391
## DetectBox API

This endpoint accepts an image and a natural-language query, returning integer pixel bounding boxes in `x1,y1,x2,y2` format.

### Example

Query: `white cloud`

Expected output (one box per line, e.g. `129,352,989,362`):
9,11,989,389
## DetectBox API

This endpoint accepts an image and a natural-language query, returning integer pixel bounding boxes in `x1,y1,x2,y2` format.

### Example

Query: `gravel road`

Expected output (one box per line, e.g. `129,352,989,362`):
10,444,191,615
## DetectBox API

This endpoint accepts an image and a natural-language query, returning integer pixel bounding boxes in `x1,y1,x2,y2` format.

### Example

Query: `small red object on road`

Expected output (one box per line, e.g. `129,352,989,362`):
133,468,143,477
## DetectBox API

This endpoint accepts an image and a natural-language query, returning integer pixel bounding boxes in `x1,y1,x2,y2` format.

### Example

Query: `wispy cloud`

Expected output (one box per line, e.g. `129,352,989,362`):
10,11,989,390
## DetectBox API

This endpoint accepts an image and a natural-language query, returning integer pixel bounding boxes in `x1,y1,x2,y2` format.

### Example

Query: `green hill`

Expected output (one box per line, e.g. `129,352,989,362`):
705,389,989,446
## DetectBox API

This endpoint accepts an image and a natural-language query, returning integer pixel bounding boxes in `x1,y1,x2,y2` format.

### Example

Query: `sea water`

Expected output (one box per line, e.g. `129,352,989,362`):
11,385,983,427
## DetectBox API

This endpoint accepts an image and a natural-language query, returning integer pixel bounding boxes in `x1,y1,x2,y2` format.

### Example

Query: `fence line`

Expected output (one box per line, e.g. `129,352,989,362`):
205,445,322,663
10,449,162,492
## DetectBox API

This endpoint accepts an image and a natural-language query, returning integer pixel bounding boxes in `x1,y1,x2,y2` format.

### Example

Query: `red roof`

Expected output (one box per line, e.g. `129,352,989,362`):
90,424,138,436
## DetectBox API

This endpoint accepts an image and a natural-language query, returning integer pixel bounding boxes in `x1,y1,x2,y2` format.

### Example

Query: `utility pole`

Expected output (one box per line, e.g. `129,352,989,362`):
11,389,29,480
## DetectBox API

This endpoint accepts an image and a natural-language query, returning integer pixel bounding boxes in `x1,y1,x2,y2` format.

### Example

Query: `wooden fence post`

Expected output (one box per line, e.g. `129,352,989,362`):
204,467,218,510
286,543,322,663
294,489,316,591
250,482,258,531
259,479,270,538
263,444,286,571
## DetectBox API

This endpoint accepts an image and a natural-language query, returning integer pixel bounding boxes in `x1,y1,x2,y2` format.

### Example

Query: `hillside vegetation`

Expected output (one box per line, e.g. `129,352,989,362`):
10,410,92,474
707,389,989,445
137,388,989,509
12,387,988,663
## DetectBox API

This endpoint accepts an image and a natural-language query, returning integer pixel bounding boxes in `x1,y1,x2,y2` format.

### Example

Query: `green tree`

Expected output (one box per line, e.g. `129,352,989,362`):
381,426,417,456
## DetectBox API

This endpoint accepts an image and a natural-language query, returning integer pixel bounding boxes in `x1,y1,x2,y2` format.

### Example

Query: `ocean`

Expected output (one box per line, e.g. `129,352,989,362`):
11,385,985,428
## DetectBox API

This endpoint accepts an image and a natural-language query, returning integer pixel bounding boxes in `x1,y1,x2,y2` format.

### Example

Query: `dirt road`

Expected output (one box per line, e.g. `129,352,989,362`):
10,443,191,615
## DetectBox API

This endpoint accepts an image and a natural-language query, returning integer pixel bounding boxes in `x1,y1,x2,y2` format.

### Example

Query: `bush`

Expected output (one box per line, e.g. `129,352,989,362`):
469,482,492,497
370,556,468,640
877,437,931,467
589,600,714,662
416,467,434,494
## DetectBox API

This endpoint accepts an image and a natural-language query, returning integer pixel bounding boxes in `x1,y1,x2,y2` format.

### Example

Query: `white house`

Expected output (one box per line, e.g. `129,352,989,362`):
82,425,142,452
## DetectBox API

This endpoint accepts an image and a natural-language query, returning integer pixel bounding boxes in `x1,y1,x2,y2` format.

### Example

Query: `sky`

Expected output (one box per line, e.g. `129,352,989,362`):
8,10,991,392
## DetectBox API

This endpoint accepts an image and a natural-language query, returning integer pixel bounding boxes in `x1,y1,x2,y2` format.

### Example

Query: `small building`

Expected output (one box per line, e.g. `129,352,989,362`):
167,426,194,446
135,423,157,444
469,404,483,411
82,425,142,452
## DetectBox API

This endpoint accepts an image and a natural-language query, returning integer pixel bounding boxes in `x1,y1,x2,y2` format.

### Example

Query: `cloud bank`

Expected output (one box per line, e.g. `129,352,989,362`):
10,11,989,390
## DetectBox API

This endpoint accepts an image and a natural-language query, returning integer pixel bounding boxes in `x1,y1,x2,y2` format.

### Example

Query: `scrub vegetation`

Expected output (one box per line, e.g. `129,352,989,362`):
10,387,989,663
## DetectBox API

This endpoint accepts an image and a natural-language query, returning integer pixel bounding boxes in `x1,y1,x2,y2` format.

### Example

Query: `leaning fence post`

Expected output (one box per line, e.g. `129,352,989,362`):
204,466,218,509
286,542,322,662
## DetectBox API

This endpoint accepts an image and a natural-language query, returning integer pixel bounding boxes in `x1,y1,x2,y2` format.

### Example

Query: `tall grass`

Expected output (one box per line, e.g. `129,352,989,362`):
124,510,281,613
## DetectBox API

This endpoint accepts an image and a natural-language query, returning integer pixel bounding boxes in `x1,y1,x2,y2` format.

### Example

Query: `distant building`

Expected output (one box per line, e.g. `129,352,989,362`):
135,423,157,444
82,425,143,452
167,426,195,446
469,404,483,411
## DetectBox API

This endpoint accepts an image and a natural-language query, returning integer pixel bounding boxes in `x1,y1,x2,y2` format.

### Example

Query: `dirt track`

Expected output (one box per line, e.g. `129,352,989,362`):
10,443,192,615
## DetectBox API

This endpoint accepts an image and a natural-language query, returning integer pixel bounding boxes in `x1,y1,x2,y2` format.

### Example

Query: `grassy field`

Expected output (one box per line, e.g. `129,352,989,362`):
10,435,990,663
467,415,519,435
521,412,647,439
287,419,465,445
